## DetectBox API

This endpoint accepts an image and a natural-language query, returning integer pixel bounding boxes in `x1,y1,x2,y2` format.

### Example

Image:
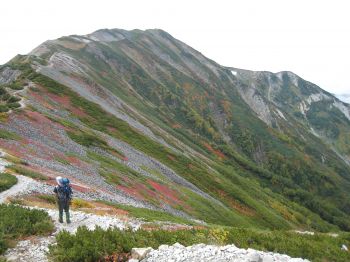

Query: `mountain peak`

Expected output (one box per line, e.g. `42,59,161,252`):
1,28,350,233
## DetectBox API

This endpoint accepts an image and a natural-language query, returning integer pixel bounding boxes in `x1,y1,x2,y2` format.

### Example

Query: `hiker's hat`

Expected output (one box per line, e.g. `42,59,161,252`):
56,176,63,185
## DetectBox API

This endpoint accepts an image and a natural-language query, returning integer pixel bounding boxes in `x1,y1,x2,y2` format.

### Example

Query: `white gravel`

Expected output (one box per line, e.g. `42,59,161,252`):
141,243,309,262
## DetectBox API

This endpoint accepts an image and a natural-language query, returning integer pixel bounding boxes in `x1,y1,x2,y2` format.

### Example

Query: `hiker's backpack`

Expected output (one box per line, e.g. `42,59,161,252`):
57,178,72,202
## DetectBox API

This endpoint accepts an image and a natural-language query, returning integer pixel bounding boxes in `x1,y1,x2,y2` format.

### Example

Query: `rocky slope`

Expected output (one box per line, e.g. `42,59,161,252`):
231,68,350,164
0,28,350,233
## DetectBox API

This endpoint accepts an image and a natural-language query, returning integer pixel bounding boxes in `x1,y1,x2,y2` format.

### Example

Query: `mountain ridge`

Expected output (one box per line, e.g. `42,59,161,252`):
1,28,350,232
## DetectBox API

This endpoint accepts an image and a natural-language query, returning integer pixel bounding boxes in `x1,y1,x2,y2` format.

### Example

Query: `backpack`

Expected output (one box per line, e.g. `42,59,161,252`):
57,178,72,202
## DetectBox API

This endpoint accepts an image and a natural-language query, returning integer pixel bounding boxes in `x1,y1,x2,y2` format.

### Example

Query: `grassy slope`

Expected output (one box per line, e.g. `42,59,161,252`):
17,64,337,231
51,32,350,231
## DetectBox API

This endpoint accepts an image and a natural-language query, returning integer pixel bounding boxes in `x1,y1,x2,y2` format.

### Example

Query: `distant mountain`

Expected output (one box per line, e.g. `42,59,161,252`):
1,28,350,231
336,94,350,104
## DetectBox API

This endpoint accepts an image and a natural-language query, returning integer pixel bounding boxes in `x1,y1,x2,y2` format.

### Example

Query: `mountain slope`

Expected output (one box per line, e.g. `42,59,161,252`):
231,68,350,164
0,28,350,231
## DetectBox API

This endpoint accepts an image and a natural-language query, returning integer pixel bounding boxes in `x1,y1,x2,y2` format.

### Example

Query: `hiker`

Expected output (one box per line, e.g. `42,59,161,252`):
54,176,73,223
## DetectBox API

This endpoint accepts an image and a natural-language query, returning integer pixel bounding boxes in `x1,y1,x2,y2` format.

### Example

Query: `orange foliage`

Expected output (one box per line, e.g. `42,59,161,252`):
203,142,226,159
217,190,256,217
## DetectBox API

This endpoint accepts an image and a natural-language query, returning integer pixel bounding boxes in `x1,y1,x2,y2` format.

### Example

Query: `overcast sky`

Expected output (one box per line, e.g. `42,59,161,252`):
1,0,349,95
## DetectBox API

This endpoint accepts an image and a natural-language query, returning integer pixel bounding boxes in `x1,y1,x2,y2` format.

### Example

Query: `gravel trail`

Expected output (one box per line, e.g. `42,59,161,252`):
0,175,38,203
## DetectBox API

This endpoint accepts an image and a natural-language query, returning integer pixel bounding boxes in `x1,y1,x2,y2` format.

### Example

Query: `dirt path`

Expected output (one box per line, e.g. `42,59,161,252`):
0,175,38,203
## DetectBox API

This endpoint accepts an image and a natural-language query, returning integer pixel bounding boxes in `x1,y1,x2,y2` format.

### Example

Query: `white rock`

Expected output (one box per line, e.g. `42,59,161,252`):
131,247,154,260
294,230,314,236
193,243,206,248
128,259,139,262
158,244,169,251
341,244,348,251
247,251,262,262
172,242,185,249
262,254,274,262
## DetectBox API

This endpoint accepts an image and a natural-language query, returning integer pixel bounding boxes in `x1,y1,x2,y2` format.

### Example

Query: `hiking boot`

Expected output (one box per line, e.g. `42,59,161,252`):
59,212,63,223
66,211,71,224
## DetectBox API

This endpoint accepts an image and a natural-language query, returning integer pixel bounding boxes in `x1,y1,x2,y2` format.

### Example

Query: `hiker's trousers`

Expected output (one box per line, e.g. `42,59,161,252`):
58,200,71,222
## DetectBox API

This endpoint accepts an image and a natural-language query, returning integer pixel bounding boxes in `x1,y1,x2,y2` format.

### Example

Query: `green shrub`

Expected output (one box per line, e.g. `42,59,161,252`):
2,155,26,165
67,130,125,158
7,96,21,103
7,102,21,109
0,105,8,113
49,227,207,262
49,226,350,262
0,94,10,102
0,204,54,254
7,82,23,90
67,130,108,149
0,173,17,192
37,194,57,204
0,130,20,140
0,87,6,96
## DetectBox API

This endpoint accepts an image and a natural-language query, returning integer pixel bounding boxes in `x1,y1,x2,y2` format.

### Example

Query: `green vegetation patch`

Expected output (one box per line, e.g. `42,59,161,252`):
0,129,20,140
0,173,17,192
8,165,48,180
0,85,22,113
88,152,139,179
67,130,108,149
0,204,54,254
67,129,125,159
2,155,26,165
37,194,57,205
49,226,350,262
7,82,24,91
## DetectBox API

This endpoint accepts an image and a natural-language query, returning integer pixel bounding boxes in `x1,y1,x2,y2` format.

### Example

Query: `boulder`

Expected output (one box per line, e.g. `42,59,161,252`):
131,247,154,260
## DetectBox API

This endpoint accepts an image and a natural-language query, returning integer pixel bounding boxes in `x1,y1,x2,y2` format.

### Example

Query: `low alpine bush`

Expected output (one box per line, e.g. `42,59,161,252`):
0,173,17,192
49,226,350,262
0,204,54,254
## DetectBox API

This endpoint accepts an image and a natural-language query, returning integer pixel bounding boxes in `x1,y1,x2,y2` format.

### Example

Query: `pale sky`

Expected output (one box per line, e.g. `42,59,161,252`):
1,0,350,96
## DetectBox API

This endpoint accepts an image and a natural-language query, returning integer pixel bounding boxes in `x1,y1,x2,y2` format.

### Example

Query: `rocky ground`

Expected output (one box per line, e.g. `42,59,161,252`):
133,243,309,262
